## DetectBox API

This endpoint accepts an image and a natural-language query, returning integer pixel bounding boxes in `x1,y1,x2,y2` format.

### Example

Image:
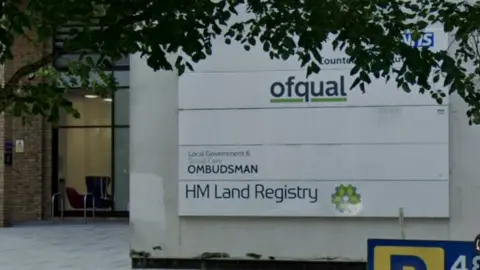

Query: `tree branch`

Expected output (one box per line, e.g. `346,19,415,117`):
0,8,145,110
4,46,64,90
0,46,64,114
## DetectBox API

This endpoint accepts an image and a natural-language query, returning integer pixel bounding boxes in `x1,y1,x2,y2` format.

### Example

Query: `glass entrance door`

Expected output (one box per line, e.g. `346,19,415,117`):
52,89,129,217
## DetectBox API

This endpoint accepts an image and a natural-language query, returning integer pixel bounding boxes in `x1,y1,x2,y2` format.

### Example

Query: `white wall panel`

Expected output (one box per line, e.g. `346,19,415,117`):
179,70,446,109
179,145,448,181
179,106,448,145
178,180,449,217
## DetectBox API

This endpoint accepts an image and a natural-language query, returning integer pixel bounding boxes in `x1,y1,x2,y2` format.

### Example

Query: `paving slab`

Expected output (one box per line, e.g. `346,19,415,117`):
0,221,130,270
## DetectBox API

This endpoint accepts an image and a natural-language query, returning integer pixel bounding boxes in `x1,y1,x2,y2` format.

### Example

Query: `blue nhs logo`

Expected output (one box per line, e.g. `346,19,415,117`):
403,32,435,48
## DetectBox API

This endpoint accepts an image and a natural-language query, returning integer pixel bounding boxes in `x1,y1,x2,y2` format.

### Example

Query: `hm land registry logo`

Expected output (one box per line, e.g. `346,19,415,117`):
331,184,362,215
269,75,347,103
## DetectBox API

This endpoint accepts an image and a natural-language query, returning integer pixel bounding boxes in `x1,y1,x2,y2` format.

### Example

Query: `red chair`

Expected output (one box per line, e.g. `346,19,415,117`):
65,187,93,209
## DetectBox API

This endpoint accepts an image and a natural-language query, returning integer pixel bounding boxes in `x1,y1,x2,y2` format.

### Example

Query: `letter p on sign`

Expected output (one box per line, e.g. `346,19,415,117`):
373,246,445,270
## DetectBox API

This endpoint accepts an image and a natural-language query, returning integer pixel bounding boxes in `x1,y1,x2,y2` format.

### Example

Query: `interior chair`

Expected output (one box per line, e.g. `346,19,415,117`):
65,187,93,209
85,176,113,209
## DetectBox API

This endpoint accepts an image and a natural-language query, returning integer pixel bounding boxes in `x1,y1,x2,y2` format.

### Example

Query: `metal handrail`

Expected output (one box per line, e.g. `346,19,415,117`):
51,193,64,222
83,193,96,223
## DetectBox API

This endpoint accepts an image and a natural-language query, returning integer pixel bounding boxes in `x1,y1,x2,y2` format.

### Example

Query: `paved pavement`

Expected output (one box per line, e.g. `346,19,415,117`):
0,220,130,270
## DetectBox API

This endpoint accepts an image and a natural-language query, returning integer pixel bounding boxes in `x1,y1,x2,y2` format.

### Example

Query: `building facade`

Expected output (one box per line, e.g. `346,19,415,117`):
128,25,480,264
0,24,131,226
0,30,52,226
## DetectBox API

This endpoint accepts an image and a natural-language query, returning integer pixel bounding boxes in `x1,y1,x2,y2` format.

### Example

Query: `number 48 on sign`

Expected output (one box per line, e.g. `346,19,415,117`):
451,255,480,270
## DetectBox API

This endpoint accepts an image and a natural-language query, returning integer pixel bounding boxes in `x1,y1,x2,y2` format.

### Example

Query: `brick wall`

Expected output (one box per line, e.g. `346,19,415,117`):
0,30,53,226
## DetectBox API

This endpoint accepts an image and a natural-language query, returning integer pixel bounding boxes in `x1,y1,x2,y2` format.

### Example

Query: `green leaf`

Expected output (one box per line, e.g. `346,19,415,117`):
351,77,361,90
444,74,454,86
350,65,360,76
85,56,95,66
263,42,270,52
360,71,371,84
359,83,366,93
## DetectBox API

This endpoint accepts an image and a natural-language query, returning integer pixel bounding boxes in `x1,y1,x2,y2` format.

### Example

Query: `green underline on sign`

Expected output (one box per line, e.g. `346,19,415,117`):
270,98,304,103
311,97,347,102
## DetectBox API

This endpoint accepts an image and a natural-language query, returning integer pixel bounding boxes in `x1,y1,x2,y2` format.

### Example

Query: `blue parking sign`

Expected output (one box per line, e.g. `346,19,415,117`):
368,238,478,270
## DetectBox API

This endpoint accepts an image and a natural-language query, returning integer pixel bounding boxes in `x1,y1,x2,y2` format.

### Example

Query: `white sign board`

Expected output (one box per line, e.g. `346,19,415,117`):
15,139,24,153
178,28,450,217
179,70,446,110
179,181,448,217
179,145,448,181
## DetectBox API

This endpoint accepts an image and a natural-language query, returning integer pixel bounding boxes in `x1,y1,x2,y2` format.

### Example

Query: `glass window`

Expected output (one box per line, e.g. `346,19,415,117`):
114,89,129,126
60,91,112,126
113,127,129,211
56,89,129,212
58,127,112,210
